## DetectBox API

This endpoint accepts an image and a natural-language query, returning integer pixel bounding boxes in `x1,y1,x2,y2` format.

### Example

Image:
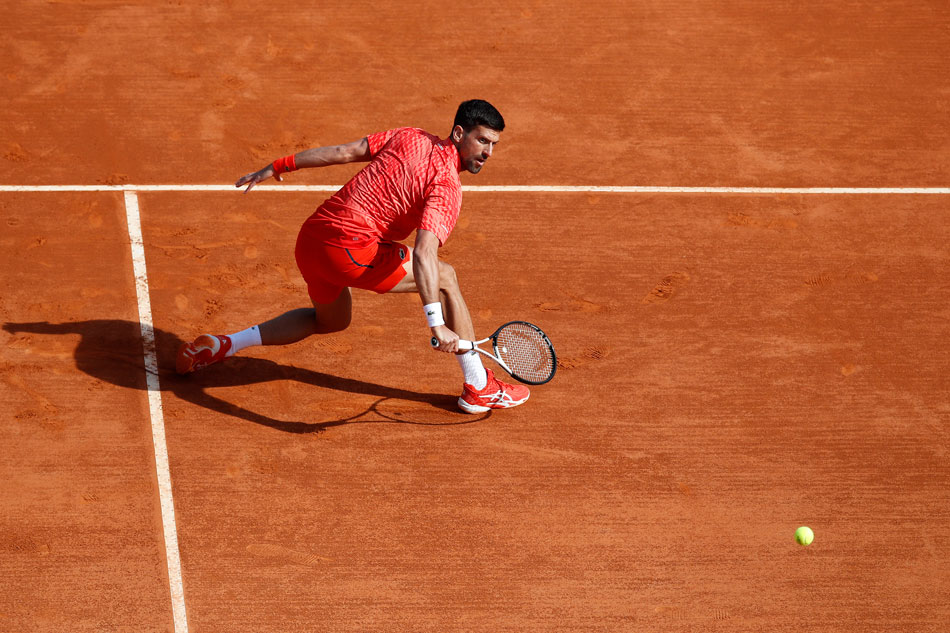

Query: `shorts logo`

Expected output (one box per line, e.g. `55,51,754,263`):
399,247,406,259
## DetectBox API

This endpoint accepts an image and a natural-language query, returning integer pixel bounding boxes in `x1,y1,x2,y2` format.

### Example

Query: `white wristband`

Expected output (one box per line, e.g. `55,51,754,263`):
424,302,445,327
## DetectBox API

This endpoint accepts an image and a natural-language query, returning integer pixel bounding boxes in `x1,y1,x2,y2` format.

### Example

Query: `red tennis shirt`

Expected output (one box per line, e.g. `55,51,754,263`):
302,127,463,248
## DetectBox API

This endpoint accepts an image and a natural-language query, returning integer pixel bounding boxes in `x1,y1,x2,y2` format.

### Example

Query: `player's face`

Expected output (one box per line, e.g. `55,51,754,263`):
452,125,501,174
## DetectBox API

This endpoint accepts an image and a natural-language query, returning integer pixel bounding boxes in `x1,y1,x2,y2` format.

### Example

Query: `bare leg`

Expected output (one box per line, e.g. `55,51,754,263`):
389,253,475,339
387,250,490,391
437,267,476,341
258,288,352,345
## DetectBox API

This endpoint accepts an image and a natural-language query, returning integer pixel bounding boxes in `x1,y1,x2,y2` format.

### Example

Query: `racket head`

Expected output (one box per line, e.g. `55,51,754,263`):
490,321,557,385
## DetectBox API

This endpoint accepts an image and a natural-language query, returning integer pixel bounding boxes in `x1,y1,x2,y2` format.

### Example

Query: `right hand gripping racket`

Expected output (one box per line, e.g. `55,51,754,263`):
431,320,556,385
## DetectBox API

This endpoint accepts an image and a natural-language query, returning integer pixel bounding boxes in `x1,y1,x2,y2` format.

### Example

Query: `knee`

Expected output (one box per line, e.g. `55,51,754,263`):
439,262,460,293
315,311,351,334
312,302,352,334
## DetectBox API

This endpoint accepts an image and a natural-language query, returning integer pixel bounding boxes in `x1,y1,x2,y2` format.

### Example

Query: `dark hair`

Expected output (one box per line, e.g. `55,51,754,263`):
453,99,505,132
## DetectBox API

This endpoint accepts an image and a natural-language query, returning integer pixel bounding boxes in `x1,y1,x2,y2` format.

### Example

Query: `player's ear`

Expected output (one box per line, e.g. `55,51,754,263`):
452,125,465,143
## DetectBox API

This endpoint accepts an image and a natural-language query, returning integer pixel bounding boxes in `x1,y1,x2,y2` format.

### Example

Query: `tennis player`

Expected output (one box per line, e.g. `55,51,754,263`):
177,99,529,413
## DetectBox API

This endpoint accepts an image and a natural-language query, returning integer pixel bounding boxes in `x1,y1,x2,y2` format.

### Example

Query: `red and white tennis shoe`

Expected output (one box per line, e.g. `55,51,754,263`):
458,369,530,413
176,334,232,374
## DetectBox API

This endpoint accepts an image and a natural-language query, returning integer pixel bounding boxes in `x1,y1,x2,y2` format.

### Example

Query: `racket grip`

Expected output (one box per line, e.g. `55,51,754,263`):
430,337,475,350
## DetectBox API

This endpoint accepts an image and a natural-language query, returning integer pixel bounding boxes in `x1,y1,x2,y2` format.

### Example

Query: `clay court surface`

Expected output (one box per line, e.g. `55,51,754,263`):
2,2,949,632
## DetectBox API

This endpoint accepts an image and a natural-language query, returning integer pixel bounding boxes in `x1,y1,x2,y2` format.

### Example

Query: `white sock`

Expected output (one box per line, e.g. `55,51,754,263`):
457,350,487,389
226,325,262,357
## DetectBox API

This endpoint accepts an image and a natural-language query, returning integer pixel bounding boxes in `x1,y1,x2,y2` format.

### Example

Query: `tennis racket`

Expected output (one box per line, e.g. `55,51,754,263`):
431,321,557,385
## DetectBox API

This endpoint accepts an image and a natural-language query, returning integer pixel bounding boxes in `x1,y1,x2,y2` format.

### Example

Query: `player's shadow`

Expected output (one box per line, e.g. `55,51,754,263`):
2,320,489,433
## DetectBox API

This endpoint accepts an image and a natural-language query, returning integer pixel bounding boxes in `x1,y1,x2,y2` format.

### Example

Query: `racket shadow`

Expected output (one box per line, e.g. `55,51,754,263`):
2,319,490,434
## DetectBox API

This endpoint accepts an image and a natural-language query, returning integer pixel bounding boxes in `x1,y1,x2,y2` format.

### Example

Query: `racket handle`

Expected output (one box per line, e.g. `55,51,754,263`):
430,337,475,350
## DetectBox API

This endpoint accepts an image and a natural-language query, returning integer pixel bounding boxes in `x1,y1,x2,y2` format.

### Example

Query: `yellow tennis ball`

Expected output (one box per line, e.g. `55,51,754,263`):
795,526,814,546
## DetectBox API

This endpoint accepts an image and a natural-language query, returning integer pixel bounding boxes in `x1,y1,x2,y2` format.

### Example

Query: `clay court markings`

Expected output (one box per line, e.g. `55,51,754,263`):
2,183,948,633
1,184,949,193
121,191,188,633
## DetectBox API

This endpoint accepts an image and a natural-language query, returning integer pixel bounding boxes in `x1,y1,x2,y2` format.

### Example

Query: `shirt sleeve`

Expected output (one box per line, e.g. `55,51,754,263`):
419,176,462,246
366,128,405,156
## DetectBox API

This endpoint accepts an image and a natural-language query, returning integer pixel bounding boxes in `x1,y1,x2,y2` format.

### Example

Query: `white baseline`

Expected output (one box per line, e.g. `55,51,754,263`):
0,184,948,194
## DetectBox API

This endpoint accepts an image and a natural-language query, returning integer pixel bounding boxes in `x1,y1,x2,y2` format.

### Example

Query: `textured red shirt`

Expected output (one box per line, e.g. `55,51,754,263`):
303,127,463,248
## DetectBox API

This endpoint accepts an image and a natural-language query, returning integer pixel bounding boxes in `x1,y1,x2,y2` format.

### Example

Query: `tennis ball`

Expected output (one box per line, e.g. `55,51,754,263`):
795,526,814,546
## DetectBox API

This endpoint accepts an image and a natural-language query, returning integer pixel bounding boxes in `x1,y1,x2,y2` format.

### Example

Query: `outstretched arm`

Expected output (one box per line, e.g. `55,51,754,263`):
235,137,371,193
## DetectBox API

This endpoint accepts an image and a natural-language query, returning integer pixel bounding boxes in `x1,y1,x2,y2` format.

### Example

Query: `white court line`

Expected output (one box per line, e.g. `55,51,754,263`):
0,184,948,193
123,191,189,633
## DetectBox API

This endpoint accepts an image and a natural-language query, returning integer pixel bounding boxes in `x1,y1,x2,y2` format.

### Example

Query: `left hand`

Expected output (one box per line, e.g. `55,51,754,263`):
235,164,279,194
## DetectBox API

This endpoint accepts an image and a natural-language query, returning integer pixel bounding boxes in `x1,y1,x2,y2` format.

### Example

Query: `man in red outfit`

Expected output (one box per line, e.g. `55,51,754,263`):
177,99,529,413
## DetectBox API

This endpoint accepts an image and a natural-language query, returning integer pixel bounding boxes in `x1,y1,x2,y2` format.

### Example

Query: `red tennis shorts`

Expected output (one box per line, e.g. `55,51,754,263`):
294,227,410,304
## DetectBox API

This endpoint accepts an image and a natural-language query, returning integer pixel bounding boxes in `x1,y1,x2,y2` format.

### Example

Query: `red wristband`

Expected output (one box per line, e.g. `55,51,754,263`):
271,154,297,177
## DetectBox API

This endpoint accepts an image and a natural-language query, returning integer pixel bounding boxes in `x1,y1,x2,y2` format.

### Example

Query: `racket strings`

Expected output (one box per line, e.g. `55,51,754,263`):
495,323,555,383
